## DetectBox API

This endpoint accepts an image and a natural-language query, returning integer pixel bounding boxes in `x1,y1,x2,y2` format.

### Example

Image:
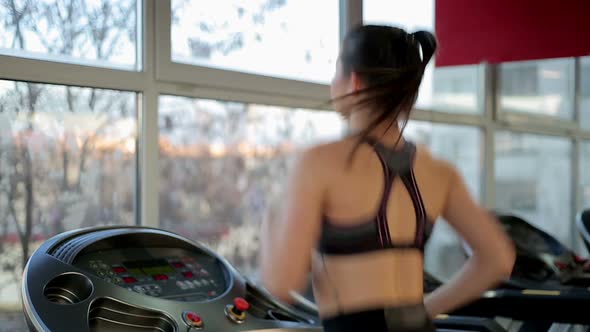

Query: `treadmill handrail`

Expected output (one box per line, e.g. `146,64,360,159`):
452,287,590,325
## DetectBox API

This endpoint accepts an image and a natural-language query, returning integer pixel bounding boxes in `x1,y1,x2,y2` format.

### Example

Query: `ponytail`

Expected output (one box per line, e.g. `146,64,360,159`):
411,30,438,66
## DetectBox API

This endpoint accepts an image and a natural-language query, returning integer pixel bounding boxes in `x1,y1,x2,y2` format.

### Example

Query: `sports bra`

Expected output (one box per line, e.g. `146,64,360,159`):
318,138,433,255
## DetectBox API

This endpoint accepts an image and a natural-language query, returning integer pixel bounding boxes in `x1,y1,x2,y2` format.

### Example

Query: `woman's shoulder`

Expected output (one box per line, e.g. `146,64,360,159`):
295,138,354,166
413,143,459,178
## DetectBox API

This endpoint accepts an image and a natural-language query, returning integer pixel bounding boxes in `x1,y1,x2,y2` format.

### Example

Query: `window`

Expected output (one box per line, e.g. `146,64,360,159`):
170,0,339,83
495,132,572,246
0,0,140,70
363,0,433,31
363,0,481,113
159,96,345,275
431,65,482,114
405,121,482,280
0,80,137,309
581,57,590,130
500,59,574,120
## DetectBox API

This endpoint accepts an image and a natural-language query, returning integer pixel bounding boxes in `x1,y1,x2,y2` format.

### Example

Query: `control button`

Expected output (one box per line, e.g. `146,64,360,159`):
184,281,195,289
193,280,202,287
183,271,194,278
98,271,106,277
177,281,188,290
113,277,122,284
200,279,209,286
172,262,184,268
225,297,249,324
199,269,209,276
99,263,109,269
208,291,217,297
122,276,138,284
209,279,216,285
182,311,203,329
133,285,146,294
112,266,127,274
153,274,168,281
234,297,250,313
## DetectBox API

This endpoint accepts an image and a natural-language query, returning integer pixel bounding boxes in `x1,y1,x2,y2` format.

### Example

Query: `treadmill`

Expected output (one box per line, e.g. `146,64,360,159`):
22,226,504,332
286,212,590,331
448,213,590,328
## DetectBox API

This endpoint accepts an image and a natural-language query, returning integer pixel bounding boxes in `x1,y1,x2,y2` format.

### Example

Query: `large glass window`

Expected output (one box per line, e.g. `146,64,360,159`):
171,0,339,83
0,80,137,311
363,0,481,113
0,0,140,70
431,65,482,113
500,59,574,120
581,57,590,130
363,0,433,31
405,122,482,280
495,133,572,246
159,96,345,275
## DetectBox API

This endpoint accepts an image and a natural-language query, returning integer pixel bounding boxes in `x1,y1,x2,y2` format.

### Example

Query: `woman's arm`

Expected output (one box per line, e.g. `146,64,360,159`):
259,148,325,303
424,163,516,317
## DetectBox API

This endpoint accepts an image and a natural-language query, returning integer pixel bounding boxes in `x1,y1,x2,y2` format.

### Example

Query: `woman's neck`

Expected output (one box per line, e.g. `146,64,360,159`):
348,111,405,147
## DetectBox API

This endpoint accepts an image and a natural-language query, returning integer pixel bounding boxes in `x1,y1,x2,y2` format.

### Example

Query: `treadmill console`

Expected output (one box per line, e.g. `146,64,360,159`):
75,248,228,302
22,227,319,332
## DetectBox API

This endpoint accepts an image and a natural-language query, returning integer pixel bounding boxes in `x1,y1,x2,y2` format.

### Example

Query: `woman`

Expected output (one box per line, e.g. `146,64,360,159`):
260,25,515,332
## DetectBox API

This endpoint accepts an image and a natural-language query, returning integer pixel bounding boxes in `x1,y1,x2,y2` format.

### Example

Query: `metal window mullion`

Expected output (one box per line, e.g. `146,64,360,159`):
483,63,497,209
573,57,581,124
0,54,147,92
571,57,582,252
411,109,486,127
572,138,581,251
139,0,160,228
341,0,362,41
154,81,332,110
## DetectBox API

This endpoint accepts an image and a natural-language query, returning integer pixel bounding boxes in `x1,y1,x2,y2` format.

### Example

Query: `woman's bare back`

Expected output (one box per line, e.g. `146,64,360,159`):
310,137,455,317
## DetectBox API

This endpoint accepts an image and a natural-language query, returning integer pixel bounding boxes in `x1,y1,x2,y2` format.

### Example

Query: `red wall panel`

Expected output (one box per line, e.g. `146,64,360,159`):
435,0,590,66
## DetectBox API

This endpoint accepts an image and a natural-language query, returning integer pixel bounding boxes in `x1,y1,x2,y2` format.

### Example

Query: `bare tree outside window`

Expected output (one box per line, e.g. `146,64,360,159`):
0,1,139,330
0,0,138,69
159,96,345,277
171,0,339,83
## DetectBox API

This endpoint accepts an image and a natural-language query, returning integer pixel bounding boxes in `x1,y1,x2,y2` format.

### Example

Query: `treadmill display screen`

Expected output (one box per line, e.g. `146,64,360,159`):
74,247,229,302
123,259,175,276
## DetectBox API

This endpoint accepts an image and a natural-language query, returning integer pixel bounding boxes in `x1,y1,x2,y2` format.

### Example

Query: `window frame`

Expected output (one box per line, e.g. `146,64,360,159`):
154,0,332,107
0,0,144,72
0,0,588,286
496,57,579,132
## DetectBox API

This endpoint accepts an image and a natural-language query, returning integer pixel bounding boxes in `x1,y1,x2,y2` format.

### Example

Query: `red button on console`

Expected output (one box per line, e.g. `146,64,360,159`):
234,297,250,312
187,312,201,323
172,262,184,268
112,266,126,273
182,271,194,278
153,274,168,281
182,311,204,328
122,276,137,284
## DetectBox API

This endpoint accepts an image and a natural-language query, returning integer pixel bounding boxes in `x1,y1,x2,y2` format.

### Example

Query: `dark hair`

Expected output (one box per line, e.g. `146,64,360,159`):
335,25,437,160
